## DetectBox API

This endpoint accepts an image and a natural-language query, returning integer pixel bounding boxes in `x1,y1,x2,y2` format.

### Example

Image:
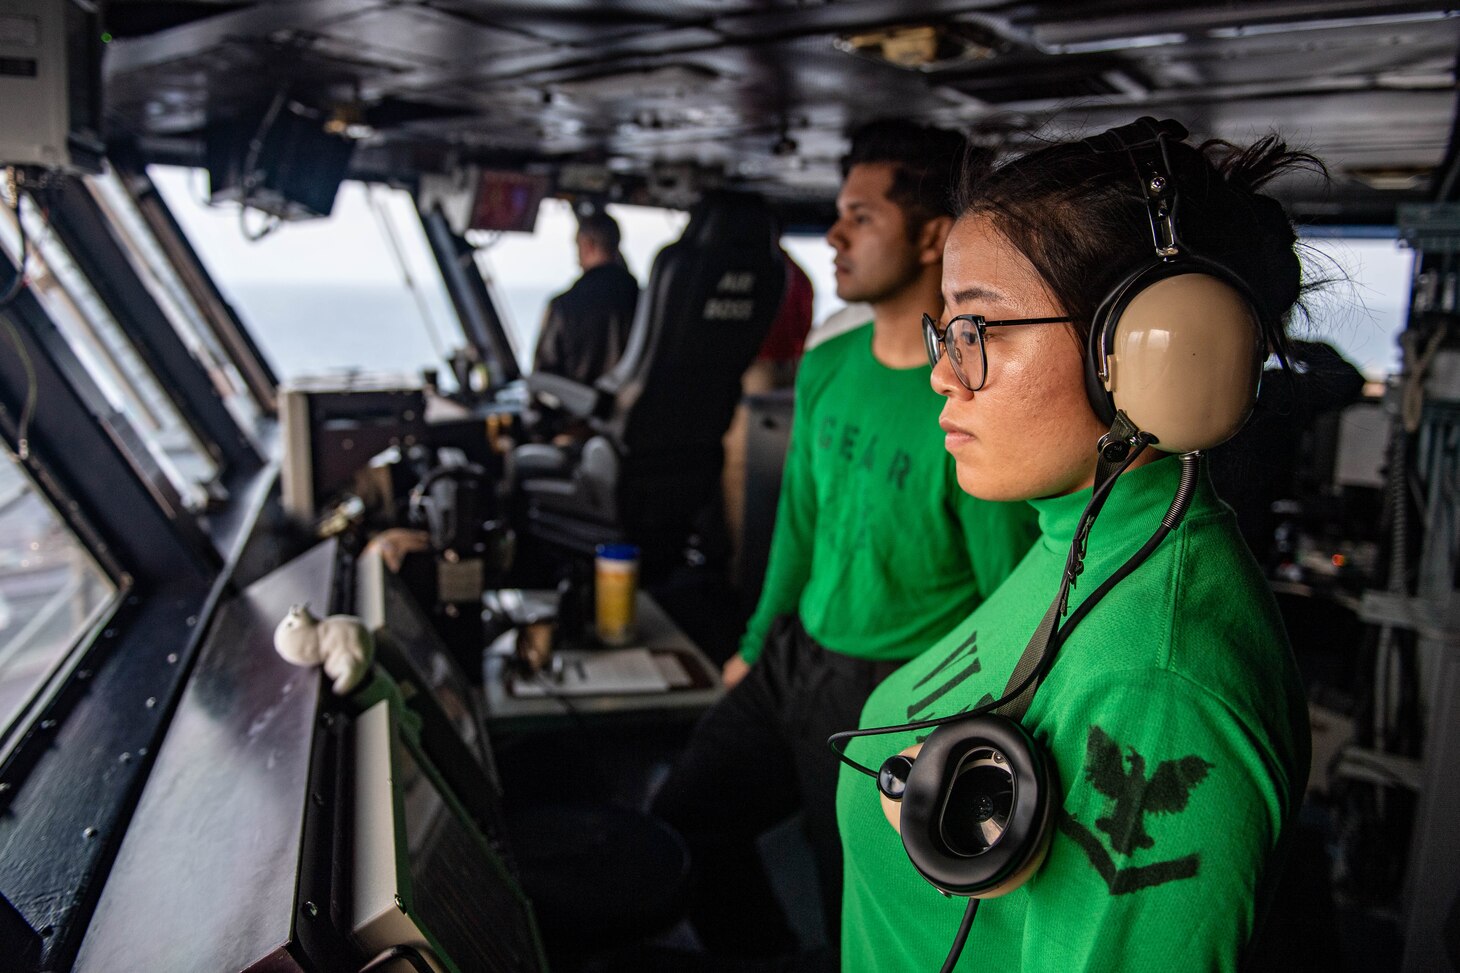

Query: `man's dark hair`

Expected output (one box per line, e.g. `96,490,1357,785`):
841,120,987,236
577,210,623,254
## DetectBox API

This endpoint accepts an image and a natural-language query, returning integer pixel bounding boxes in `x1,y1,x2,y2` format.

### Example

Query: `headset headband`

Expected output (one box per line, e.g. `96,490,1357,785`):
1084,117,1191,261
1081,116,1188,155
1091,116,1293,377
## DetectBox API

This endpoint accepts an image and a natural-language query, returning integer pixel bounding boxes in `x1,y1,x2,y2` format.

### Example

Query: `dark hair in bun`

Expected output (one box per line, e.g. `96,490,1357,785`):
954,124,1325,345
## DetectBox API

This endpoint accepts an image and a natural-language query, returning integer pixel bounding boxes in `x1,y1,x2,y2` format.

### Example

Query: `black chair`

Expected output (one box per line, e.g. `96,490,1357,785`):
514,191,785,579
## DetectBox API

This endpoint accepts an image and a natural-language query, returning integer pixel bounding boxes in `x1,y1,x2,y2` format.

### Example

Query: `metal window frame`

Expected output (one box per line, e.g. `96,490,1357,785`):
108,149,280,419
0,254,246,969
0,582,220,973
0,266,216,584
30,175,262,477
418,202,522,389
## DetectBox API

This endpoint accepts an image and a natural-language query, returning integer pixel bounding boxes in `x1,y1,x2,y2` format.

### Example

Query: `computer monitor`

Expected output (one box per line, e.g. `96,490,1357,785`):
352,697,547,973
279,377,426,523
468,170,549,234
356,548,509,841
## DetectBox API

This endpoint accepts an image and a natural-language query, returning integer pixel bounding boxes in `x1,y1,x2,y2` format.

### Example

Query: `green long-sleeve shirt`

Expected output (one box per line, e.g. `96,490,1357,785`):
839,456,1310,972
740,324,1038,663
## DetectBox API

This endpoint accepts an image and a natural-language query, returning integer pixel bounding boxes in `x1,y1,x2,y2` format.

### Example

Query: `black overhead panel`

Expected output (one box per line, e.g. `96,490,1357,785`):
102,0,1460,224
102,2,252,40
971,5,1460,170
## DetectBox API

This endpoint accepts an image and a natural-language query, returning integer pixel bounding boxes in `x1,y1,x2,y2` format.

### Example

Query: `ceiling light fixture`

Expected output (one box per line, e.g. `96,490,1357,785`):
833,22,1009,72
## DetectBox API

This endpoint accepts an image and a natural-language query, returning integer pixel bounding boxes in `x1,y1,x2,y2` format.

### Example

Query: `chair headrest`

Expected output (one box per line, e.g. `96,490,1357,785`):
680,191,777,249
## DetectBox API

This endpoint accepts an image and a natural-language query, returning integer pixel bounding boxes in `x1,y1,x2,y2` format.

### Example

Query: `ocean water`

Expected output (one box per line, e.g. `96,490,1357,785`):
227,280,556,380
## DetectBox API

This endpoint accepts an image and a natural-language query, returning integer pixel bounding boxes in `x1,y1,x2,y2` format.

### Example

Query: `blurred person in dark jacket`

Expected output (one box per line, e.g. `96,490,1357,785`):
533,210,640,384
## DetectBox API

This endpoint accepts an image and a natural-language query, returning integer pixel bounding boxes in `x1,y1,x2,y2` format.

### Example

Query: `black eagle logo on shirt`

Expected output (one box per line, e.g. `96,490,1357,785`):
1084,725,1214,856
1057,725,1216,895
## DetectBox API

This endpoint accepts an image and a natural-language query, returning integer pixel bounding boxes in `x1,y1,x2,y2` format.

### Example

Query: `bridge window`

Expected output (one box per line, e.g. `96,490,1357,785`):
150,169,461,384
0,197,219,509
467,197,688,373
151,178,832,380
782,235,837,328
0,444,116,740
473,203,841,368
86,167,265,435
1302,232,1415,382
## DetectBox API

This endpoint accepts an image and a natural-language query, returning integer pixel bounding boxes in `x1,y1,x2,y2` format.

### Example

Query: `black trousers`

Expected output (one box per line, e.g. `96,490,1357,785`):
651,615,900,958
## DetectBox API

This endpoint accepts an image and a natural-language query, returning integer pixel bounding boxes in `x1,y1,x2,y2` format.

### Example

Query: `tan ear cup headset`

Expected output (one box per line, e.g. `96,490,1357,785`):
1083,116,1286,455
828,117,1280,973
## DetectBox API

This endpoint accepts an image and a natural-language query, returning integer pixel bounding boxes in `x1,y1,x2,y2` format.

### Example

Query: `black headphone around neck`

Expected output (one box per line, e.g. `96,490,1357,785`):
835,429,1156,898
830,432,1200,972
880,703,1057,898
829,117,1282,970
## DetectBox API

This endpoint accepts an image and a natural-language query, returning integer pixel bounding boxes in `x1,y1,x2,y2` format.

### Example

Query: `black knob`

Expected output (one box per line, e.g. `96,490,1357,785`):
878,754,915,802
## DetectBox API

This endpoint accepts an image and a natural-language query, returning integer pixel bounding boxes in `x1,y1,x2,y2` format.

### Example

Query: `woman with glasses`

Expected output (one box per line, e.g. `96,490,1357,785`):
836,121,1316,971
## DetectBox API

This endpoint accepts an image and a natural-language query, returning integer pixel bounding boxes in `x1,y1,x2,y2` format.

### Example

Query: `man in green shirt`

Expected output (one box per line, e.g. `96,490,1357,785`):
651,121,1038,958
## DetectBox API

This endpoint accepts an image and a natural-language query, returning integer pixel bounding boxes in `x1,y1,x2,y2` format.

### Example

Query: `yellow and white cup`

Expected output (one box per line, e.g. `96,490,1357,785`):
594,543,640,645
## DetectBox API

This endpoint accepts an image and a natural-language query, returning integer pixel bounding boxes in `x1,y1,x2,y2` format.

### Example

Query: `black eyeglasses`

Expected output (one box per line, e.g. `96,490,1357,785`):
922,312,1075,391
